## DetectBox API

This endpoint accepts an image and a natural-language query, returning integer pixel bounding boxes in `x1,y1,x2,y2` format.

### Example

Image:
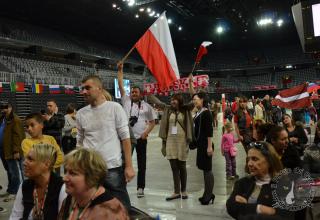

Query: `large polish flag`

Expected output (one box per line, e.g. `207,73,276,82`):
135,12,179,89
272,83,311,109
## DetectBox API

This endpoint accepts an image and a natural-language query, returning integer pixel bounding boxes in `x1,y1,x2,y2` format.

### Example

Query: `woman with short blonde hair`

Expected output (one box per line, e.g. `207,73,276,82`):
10,143,67,220
58,148,129,220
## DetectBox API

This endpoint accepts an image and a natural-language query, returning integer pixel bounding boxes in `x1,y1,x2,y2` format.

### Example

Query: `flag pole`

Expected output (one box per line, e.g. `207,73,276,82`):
121,45,136,63
191,62,199,75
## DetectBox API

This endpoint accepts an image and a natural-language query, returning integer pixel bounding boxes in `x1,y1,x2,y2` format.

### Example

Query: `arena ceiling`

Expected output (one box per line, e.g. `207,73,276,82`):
0,0,300,54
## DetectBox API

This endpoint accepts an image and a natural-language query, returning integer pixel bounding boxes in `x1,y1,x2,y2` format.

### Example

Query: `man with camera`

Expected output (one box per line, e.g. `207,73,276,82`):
0,101,25,203
118,61,156,198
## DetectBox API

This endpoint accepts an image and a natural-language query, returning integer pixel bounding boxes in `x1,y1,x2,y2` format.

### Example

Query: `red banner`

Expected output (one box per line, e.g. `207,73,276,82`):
143,75,209,95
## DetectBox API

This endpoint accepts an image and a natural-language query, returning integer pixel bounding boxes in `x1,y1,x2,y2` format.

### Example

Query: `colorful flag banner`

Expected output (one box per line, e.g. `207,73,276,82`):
10,82,25,92
49,85,61,94
64,85,75,94
143,75,209,96
32,83,44,94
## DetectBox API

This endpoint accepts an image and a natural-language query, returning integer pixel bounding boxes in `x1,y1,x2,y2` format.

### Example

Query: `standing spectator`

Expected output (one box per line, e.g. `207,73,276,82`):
308,102,317,124
148,92,194,201
224,102,233,122
271,105,282,125
221,122,239,180
282,114,308,156
262,95,272,123
234,96,253,153
231,97,239,115
247,99,254,117
118,62,156,198
253,99,264,121
77,75,135,210
192,92,215,205
42,100,65,145
0,101,25,202
61,103,77,155
212,101,219,128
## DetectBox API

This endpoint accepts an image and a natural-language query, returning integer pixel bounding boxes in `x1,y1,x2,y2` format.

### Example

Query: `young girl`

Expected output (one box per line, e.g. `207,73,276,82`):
221,122,239,180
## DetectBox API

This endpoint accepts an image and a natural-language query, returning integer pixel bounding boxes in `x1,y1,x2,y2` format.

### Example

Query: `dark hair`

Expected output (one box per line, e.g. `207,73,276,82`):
171,93,184,110
47,99,57,104
266,125,286,144
192,92,209,108
131,85,142,92
66,103,76,114
256,99,261,104
25,113,44,124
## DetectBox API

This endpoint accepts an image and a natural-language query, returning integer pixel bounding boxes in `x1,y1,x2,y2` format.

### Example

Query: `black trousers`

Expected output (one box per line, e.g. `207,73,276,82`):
132,138,147,189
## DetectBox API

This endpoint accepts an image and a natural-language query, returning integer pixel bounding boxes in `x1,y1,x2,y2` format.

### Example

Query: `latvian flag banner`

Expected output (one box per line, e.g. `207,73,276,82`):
272,83,311,109
32,83,44,94
49,85,61,94
64,85,75,94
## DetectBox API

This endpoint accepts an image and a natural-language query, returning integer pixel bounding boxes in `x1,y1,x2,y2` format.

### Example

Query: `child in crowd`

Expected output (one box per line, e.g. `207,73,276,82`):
21,113,64,169
221,122,239,180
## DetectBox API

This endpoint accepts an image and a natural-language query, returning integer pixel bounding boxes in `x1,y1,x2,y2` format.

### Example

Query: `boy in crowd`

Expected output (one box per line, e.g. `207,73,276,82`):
21,113,64,169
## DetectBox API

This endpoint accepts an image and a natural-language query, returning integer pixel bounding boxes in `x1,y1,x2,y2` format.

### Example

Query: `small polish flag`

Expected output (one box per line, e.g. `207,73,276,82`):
135,12,179,89
272,83,311,109
195,41,212,63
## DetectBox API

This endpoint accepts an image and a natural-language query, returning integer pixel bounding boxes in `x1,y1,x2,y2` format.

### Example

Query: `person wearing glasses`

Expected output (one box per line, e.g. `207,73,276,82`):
234,96,254,153
226,141,293,220
192,92,215,205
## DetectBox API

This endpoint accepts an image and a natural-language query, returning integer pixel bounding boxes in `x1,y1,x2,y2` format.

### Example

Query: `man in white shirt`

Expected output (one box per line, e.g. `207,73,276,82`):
76,75,135,209
118,62,156,198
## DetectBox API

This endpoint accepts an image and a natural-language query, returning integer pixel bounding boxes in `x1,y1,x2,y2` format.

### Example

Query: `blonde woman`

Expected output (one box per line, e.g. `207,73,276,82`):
58,148,129,220
10,144,67,220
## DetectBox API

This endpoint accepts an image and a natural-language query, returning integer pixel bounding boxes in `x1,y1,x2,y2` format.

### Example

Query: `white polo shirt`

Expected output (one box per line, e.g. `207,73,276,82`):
76,101,130,169
121,95,156,139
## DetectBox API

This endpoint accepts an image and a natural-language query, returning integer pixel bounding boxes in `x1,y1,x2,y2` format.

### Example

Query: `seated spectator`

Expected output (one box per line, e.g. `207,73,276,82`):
58,148,129,220
10,143,67,220
266,126,301,169
282,114,308,156
22,113,64,169
226,141,293,220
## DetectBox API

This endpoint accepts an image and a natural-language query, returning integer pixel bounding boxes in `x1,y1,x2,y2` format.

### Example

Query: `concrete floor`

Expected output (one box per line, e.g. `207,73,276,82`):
0,113,260,219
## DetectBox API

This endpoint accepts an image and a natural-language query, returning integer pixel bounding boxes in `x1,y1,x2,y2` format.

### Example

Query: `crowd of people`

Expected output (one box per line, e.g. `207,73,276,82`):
0,65,318,219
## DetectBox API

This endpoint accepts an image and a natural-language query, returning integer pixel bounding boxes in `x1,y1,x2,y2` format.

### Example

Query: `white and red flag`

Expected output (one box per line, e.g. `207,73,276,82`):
272,83,311,109
135,12,179,89
195,41,212,63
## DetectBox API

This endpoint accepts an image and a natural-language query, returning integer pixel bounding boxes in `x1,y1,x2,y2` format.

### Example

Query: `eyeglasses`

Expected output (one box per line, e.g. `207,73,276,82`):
248,142,269,154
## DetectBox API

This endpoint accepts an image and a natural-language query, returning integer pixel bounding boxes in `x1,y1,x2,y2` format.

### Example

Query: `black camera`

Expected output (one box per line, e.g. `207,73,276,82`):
129,116,138,127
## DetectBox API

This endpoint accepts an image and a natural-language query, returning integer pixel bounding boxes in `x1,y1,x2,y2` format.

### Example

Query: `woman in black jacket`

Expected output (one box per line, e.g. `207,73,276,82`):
10,143,66,220
226,141,293,220
192,92,214,205
282,114,308,156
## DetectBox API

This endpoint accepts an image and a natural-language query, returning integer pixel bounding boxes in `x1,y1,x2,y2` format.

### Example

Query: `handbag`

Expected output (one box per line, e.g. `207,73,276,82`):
229,146,237,157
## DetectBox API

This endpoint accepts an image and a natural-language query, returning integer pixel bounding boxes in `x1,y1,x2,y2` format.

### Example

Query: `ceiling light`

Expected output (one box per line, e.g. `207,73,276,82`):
149,11,155,17
168,18,172,24
112,3,117,8
139,8,144,12
135,14,139,18
128,0,135,7
216,26,224,34
156,13,160,17
178,26,182,31
147,8,151,13
277,19,284,27
257,18,273,26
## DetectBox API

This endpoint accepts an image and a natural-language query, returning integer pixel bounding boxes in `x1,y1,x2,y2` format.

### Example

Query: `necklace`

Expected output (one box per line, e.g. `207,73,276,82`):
33,184,49,220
